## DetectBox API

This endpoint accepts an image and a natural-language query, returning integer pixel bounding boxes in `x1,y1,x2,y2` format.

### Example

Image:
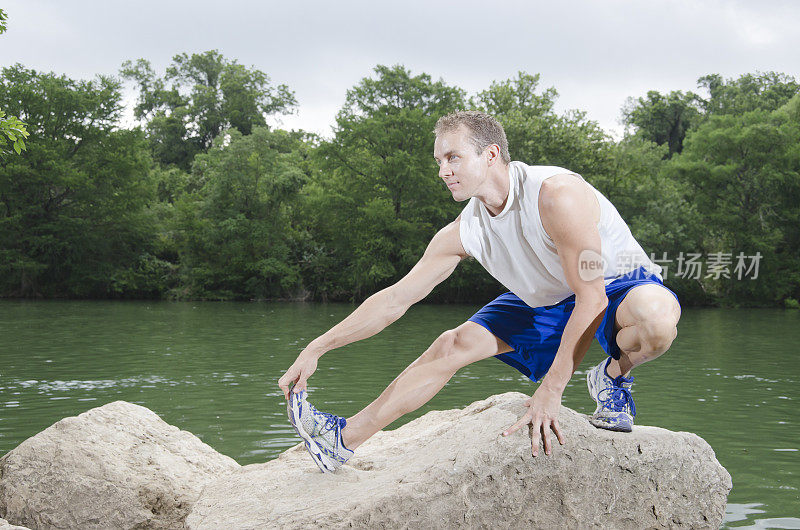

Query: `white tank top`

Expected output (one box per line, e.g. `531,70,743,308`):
458,161,662,308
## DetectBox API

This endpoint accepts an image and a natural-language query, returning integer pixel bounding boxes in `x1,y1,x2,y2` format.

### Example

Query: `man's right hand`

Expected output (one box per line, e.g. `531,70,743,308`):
278,350,319,400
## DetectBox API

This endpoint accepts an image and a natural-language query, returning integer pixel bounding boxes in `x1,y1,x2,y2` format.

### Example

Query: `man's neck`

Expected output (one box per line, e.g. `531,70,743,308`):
478,163,511,217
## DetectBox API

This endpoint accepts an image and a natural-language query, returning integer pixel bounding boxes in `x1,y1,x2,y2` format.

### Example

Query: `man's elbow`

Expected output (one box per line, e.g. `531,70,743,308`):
576,292,608,316
383,286,412,324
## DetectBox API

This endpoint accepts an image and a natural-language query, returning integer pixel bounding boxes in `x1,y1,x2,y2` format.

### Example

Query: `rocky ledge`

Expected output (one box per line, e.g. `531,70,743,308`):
0,393,731,529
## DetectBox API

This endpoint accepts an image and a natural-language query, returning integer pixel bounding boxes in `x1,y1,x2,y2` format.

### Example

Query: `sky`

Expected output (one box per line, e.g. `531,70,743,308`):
2,0,799,140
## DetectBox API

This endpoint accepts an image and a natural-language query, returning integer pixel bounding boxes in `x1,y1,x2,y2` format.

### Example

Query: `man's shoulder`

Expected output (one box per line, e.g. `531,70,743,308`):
539,173,587,198
538,172,601,236
512,162,583,199
514,162,580,189
512,161,575,175
431,215,470,259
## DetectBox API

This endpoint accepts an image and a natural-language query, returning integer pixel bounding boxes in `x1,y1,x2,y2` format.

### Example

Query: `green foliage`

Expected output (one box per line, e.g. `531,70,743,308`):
603,136,710,304
0,109,29,158
121,51,297,170
0,65,157,297
2,59,798,307
698,71,799,115
624,72,799,160
622,90,702,157
169,127,309,300
666,94,800,305
0,11,30,159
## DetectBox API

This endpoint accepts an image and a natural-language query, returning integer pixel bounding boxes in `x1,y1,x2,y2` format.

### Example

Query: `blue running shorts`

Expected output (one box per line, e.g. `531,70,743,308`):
468,266,680,382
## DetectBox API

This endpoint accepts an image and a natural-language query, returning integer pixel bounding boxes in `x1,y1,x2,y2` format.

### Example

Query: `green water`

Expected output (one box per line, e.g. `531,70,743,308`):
1,300,798,527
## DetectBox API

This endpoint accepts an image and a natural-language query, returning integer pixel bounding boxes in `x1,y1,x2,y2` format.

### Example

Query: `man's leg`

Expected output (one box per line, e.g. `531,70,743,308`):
341,321,512,451
605,284,681,379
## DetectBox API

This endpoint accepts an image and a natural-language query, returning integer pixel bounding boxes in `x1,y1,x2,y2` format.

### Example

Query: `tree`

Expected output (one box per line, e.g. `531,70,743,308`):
605,136,709,303
121,51,297,170
666,95,800,305
0,65,157,297
698,71,799,116
621,90,702,157
169,127,310,300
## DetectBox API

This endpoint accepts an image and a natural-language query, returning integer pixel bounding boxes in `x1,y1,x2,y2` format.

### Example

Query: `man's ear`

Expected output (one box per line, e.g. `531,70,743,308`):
486,144,501,166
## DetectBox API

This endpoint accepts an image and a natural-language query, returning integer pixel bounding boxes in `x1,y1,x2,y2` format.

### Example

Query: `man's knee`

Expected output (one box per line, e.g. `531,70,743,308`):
618,284,681,324
618,285,681,354
637,316,678,355
424,325,480,370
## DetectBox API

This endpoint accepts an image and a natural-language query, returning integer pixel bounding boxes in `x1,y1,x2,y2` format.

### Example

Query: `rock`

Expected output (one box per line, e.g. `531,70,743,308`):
187,392,731,529
0,517,30,529
0,401,239,529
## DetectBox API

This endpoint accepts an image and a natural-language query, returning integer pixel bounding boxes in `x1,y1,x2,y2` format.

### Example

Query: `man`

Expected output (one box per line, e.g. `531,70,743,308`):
279,111,681,473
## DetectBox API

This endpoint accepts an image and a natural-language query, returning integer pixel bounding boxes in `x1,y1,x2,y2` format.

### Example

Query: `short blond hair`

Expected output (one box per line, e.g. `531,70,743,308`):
434,110,510,164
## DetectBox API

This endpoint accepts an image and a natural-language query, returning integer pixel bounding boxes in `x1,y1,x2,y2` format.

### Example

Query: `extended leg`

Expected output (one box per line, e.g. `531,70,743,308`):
341,321,512,450
606,284,681,378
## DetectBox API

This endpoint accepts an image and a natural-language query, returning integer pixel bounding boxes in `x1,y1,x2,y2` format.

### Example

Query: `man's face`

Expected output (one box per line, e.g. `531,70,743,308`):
433,125,488,202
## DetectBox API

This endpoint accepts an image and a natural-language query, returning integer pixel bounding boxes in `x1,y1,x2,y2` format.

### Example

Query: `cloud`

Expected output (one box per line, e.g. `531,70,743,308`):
2,0,798,139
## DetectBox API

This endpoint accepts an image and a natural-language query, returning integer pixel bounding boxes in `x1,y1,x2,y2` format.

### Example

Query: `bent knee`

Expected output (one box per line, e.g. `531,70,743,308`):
431,329,458,356
638,318,678,354
426,327,478,367
620,285,681,325
431,328,466,355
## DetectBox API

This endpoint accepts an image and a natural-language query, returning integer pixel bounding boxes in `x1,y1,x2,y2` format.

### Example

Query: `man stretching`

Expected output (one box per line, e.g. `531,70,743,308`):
278,111,681,473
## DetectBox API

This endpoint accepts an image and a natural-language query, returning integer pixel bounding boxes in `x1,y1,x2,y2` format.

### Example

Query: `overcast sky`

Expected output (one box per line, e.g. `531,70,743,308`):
2,1,799,139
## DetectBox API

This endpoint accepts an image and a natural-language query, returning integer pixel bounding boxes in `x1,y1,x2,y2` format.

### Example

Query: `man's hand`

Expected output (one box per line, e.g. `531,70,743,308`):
277,349,319,400
501,383,565,457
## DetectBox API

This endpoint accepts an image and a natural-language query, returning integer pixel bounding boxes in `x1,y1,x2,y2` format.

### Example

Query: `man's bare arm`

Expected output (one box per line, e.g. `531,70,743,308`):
306,218,466,356
502,174,607,455
539,174,608,391
278,217,467,399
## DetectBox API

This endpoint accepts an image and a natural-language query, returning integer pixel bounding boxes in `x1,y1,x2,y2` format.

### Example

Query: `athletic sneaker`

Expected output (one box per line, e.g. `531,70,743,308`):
287,385,354,473
586,357,637,432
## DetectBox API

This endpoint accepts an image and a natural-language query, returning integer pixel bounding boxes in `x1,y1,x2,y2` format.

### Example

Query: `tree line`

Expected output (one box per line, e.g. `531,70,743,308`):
1,50,798,307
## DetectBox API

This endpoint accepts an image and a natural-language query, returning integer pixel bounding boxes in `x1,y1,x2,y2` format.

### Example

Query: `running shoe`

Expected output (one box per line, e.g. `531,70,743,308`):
586,357,636,432
287,385,354,473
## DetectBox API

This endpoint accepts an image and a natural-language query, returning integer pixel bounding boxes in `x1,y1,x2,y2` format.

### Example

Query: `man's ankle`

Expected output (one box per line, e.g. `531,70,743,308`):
341,423,358,451
605,359,631,379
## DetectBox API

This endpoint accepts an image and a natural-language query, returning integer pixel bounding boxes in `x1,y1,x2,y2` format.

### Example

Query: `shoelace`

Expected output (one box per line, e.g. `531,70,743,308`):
309,405,340,436
598,380,637,417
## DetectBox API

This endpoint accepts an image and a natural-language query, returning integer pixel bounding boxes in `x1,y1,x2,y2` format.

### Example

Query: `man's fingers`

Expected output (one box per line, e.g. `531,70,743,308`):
278,368,300,400
294,373,308,393
542,422,552,456
278,377,289,400
502,413,532,437
502,419,526,437
552,420,566,445
530,418,542,457
281,382,294,401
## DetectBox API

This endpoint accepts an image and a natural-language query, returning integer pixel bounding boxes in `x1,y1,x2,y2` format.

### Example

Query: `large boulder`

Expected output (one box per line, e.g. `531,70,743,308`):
187,392,731,529
0,401,239,529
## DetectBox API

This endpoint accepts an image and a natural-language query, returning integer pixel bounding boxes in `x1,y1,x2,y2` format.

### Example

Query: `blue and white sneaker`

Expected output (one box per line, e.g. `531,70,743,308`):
287,385,354,473
586,357,637,432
